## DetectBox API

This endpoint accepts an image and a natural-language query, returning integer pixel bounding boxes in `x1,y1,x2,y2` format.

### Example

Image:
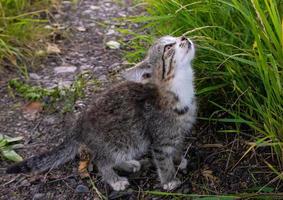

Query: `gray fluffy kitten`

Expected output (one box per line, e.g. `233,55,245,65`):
7,36,197,191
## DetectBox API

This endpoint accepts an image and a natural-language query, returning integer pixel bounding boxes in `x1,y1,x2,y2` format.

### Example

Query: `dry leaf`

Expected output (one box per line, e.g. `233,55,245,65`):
78,160,90,178
23,101,43,120
78,145,91,178
46,43,61,54
23,101,43,112
201,169,219,183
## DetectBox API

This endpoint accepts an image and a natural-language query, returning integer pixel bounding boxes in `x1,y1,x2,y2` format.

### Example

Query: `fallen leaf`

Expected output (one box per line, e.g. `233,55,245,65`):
23,101,43,120
1,148,23,162
78,160,90,178
46,43,61,54
201,169,219,183
23,101,43,112
106,40,120,49
78,145,91,178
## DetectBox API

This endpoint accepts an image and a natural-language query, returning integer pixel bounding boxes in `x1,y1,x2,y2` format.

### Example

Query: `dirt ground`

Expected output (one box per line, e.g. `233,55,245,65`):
0,0,282,200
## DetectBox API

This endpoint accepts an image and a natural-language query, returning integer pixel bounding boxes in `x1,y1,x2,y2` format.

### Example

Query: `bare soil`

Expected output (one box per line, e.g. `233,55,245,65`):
0,0,282,200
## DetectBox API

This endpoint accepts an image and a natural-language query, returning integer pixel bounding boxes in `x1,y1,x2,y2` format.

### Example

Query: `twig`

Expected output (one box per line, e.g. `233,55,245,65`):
175,143,192,177
1,174,21,187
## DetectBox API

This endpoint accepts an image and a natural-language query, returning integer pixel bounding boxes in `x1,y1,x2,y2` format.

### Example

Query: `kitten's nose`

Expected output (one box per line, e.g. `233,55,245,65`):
181,36,187,41
180,36,192,49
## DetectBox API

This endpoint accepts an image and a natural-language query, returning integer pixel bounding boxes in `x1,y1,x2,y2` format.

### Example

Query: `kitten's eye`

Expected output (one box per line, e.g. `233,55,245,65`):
142,73,151,79
164,43,175,52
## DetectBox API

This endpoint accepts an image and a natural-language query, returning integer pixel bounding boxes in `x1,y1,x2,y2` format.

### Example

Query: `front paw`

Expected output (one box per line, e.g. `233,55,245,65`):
163,179,181,191
109,178,129,191
127,160,141,172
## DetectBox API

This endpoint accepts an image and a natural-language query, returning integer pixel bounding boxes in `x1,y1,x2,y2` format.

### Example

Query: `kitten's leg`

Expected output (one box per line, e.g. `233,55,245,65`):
98,164,129,191
115,160,141,173
152,147,181,191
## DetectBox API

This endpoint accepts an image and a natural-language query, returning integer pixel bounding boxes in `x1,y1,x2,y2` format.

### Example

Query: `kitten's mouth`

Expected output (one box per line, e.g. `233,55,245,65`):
182,45,194,61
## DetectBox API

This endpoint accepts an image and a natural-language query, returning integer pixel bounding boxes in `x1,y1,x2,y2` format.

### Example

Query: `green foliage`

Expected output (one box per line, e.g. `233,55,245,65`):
0,134,23,162
8,74,88,112
8,78,61,101
0,0,52,72
61,74,87,113
124,0,283,162
145,190,283,200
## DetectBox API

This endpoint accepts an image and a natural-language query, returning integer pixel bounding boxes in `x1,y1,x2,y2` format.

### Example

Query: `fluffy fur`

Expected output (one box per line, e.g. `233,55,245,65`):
6,36,197,191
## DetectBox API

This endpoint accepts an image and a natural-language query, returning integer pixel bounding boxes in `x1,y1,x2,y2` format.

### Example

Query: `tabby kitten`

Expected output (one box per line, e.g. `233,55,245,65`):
7,36,197,191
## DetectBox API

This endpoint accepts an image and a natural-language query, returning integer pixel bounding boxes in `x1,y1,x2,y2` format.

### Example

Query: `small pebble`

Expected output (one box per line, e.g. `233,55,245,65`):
29,73,41,80
32,193,45,200
20,179,31,187
75,184,89,193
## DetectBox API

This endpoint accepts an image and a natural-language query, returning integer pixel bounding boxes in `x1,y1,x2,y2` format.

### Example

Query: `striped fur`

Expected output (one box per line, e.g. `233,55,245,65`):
7,36,197,192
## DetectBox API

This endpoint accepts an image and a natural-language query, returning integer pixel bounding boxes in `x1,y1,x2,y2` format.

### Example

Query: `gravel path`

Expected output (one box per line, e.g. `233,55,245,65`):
0,1,138,199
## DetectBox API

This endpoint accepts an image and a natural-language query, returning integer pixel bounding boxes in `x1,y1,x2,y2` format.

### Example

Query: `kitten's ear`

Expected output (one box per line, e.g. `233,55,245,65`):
122,59,152,82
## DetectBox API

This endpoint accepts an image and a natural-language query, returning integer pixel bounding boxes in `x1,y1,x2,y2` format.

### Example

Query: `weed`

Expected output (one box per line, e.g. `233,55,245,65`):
8,73,88,113
8,78,61,102
0,0,53,74
0,134,23,162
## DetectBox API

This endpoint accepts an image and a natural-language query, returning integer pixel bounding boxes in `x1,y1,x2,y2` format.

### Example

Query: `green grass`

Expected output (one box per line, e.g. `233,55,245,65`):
8,74,89,113
123,0,283,166
0,134,23,162
0,0,53,74
145,190,283,200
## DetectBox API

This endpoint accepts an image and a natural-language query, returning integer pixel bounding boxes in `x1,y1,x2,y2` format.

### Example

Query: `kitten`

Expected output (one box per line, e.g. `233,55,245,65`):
6,36,197,191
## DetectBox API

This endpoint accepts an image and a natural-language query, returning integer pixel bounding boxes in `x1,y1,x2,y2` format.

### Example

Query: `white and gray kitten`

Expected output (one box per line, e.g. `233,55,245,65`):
7,36,197,191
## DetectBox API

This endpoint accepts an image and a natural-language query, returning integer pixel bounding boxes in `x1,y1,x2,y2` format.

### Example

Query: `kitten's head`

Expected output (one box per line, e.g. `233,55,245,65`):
123,36,195,85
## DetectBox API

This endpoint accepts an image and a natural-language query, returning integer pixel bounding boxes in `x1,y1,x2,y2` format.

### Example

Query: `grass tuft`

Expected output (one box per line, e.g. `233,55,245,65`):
0,0,54,74
123,0,283,166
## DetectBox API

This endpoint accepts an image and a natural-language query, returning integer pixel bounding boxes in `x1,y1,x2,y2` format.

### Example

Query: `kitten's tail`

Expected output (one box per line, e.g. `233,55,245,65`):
6,138,79,174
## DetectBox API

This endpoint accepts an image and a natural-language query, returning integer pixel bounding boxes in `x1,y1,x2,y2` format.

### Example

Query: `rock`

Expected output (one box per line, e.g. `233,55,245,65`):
54,14,61,19
58,80,73,89
79,58,88,63
75,184,89,193
20,179,31,187
90,5,100,10
54,66,77,74
29,73,41,80
93,66,104,74
106,40,120,49
76,26,86,32
82,10,93,16
32,193,45,200
106,29,116,35
98,75,107,82
62,1,72,5
87,23,96,28
80,65,92,71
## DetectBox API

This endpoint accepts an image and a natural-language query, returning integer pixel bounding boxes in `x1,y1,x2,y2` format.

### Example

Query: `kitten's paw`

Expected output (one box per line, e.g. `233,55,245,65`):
163,179,181,191
178,158,188,170
127,160,141,172
110,178,129,191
